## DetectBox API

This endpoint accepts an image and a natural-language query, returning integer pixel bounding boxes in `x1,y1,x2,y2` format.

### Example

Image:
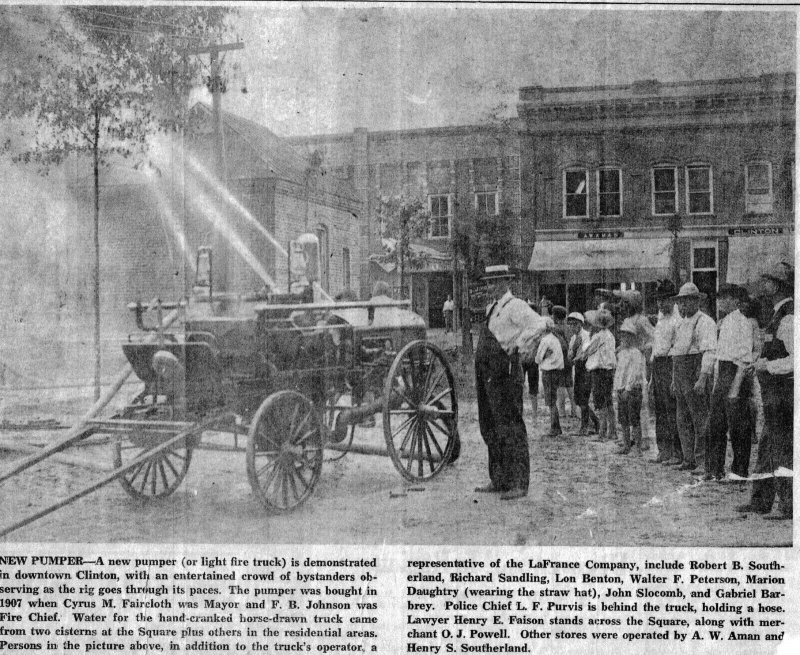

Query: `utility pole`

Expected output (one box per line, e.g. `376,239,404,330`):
187,41,244,295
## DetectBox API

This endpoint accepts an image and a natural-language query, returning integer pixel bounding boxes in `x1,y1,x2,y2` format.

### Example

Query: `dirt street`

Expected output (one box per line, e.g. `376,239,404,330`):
0,390,790,546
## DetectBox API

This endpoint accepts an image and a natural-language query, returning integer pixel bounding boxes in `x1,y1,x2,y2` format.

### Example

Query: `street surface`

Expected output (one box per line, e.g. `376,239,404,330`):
0,388,790,546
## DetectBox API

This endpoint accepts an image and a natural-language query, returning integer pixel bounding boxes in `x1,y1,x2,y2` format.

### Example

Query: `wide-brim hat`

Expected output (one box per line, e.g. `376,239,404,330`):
716,283,749,302
673,282,706,300
586,308,615,329
654,279,677,300
481,264,516,281
761,261,794,291
567,311,585,323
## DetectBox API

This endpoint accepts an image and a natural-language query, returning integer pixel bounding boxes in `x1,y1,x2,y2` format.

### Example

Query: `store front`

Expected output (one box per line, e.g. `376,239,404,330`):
528,237,672,314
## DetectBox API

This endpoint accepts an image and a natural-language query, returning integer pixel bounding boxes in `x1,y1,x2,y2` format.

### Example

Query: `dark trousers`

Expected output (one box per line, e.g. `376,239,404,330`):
475,333,530,492
706,361,753,478
673,354,709,468
653,357,679,460
524,362,539,397
750,375,793,515
616,388,643,428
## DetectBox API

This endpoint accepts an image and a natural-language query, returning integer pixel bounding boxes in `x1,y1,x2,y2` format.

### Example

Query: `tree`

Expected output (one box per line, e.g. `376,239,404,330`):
1,6,235,398
376,195,429,299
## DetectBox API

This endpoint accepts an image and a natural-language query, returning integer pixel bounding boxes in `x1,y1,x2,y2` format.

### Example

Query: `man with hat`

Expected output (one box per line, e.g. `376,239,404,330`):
668,282,717,472
650,279,681,464
474,264,547,500
706,284,757,481
578,308,617,441
737,262,794,519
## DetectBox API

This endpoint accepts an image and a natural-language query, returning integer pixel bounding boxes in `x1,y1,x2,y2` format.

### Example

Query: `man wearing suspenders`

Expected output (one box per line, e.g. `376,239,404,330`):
737,263,794,520
474,265,546,500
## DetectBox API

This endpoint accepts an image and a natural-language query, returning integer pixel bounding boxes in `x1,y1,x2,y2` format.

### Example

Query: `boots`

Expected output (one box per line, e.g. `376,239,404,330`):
578,406,589,435
593,408,608,442
616,425,632,454
547,406,562,437
607,406,617,442
632,426,643,456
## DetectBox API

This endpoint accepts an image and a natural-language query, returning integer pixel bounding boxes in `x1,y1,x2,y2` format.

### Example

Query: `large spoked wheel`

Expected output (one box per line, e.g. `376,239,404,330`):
383,340,458,481
247,391,324,512
114,430,194,501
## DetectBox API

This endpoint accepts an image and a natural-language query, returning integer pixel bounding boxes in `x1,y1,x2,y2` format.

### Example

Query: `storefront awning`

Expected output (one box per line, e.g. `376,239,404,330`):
726,234,794,285
529,238,673,272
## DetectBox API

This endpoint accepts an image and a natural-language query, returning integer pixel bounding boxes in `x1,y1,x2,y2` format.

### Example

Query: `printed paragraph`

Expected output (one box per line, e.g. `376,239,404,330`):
0,555,380,653
405,556,787,651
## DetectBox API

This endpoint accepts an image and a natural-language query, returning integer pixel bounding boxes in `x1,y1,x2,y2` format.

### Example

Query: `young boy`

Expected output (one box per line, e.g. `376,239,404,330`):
535,317,565,437
579,309,616,441
614,319,648,455
567,312,599,435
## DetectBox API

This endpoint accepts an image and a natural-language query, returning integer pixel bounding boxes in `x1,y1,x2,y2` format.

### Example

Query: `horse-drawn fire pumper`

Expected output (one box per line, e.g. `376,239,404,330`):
0,234,459,537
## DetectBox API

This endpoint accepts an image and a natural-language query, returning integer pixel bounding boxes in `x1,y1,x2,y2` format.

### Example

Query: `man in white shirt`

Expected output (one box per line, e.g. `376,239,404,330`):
535,318,565,437
650,280,681,464
474,265,547,500
706,284,756,481
442,295,454,333
668,283,716,473
738,263,794,519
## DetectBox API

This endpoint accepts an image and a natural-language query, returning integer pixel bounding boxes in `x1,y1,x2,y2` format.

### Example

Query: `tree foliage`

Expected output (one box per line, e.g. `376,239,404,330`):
376,195,430,296
452,204,516,282
1,5,236,167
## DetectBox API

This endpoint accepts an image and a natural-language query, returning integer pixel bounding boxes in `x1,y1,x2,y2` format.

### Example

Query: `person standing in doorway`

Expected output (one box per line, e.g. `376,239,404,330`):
443,295,454,333
668,282,716,473
474,265,546,500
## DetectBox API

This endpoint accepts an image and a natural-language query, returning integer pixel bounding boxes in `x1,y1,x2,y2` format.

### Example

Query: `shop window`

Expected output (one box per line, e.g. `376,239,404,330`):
745,162,773,214
597,168,622,217
429,194,451,238
686,165,713,215
475,191,498,216
564,169,588,218
652,166,678,215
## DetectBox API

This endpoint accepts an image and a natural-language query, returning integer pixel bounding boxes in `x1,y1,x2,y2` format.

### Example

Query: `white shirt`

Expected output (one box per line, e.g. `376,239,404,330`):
569,328,592,360
716,309,755,366
488,291,547,363
669,310,717,376
585,329,616,371
652,308,680,359
443,299,454,312
535,332,565,371
766,297,794,376
614,347,647,391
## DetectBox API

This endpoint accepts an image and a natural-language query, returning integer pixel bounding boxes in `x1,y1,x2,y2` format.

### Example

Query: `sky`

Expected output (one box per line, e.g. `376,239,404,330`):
208,6,796,137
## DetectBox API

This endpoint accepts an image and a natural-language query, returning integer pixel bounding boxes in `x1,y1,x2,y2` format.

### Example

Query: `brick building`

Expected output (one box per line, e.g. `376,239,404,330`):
288,125,522,326
518,72,795,315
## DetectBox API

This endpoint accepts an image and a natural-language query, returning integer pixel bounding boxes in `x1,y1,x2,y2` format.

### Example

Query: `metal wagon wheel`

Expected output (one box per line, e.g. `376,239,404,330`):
114,429,195,501
382,340,457,481
247,390,324,512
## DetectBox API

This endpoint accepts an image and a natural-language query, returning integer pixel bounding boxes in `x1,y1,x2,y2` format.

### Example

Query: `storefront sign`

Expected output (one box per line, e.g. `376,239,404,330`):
728,226,785,236
576,230,624,239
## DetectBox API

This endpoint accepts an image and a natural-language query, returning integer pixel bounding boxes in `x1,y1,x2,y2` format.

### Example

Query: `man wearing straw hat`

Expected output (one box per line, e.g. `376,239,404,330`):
668,282,717,472
474,264,546,500
737,262,794,520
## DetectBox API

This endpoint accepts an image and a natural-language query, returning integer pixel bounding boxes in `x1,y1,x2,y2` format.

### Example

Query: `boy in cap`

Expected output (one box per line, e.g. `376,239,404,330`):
578,309,617,441
567,312,599,435
668,282,717,472
614,319,648,455
551,305,576,419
